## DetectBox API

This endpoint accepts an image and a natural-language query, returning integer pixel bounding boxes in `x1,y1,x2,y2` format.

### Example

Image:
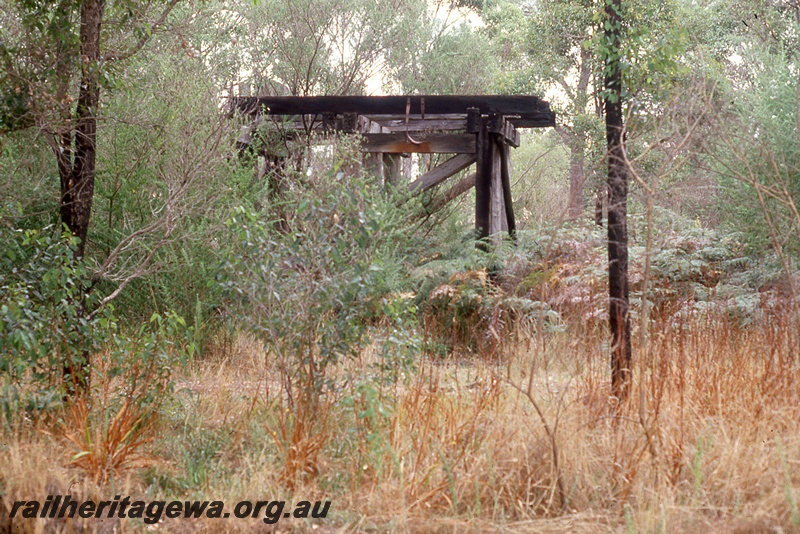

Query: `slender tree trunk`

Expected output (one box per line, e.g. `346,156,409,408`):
604,0,632,403
65,0,105,259
60,0,106,396
595,183,605,226
556,125,587,220
568,139,586,219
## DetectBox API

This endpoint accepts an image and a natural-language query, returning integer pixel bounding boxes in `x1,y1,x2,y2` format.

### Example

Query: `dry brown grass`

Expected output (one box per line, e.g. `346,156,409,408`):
61,396,156,485
2,315,800,532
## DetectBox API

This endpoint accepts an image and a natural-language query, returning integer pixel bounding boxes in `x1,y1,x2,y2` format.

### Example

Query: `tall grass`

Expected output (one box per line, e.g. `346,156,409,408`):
2,311,798,532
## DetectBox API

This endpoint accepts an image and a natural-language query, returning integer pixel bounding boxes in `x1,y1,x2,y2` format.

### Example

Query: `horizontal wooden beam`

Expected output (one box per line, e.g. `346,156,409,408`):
373,119,468,132
231,95,555,126
408,153,477,192
361,133,476,154
507,115,556,128
366,113,465,121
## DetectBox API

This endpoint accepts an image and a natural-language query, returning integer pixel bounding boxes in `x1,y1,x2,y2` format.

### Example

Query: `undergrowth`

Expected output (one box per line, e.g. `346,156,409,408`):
2,173,798,532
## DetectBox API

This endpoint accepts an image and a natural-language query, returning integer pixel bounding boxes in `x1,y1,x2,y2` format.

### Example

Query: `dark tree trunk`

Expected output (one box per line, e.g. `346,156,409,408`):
604,0,632,403
59,0,106,396
595,183,605,227
62,0,105,259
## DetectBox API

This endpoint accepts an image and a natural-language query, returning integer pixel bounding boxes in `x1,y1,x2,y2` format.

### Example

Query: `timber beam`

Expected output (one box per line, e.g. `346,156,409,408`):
362,133,476,154
408,154,477,192
231,95,555,126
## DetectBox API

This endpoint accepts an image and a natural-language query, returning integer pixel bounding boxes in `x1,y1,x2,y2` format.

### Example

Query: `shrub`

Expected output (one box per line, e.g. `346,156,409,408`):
0,224,193,428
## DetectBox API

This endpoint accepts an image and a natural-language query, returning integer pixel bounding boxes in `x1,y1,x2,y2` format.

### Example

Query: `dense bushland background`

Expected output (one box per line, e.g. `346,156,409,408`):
1,0,799,532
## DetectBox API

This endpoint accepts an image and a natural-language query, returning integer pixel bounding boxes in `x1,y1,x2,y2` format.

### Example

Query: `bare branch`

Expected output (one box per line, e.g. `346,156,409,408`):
102,0,182,62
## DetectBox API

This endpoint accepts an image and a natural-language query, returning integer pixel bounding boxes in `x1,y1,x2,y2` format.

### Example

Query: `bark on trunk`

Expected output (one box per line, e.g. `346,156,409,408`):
595,183,605,227
59,0,105,260
59,0,106,396
556,125,586,220
604,0,632,403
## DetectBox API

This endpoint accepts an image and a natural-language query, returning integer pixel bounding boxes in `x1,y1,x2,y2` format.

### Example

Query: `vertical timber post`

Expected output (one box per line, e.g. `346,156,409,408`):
383,154,402,189
488,113,507,239
364,153,384,182
470,108,491,249
499,139,516,241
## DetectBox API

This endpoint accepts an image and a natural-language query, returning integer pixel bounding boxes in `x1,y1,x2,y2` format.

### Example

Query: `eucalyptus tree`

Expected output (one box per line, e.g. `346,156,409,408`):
482,0,603,219
226,0,421,96
0,0,250,397
485,0,688,221
382,0,498,95
703,0,800,270
0,0,185,258
599,0,631,402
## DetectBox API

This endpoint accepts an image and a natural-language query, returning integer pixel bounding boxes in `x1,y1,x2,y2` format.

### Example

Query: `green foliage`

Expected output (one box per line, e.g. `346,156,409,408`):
591,0,689,103
648,225,747,285
219,138,418,401
0,226,100,415
231,0,423,95
386,20,498,94
712,45,800,255
0,78,32,133
629,210,778,324
0,224,193,423
410,241,561,358
0,130,58,228
62,309,192,483
82,44,247,345
510,131,572,225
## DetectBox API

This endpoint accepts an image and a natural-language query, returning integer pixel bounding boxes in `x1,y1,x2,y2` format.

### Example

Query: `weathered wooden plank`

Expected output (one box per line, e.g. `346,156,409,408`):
361,133,476,154
507,115,557,128
504,121,521,148
466,108,481,134
231,95,555,124
242,115,531,139
484,113,520,148
367,113,465,121
375,119,468,132
443,172,476,203
338,112,358,133
247,116,463,133
408,153,477,192
487,112,504,134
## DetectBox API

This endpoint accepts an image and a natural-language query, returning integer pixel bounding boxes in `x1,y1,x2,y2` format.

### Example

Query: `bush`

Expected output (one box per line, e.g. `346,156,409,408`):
219,136,417,403
0,224,193,427
0,226,101,416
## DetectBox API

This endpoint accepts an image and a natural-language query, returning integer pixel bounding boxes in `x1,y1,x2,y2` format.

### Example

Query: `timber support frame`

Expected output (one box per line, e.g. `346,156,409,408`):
231,95,555,241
